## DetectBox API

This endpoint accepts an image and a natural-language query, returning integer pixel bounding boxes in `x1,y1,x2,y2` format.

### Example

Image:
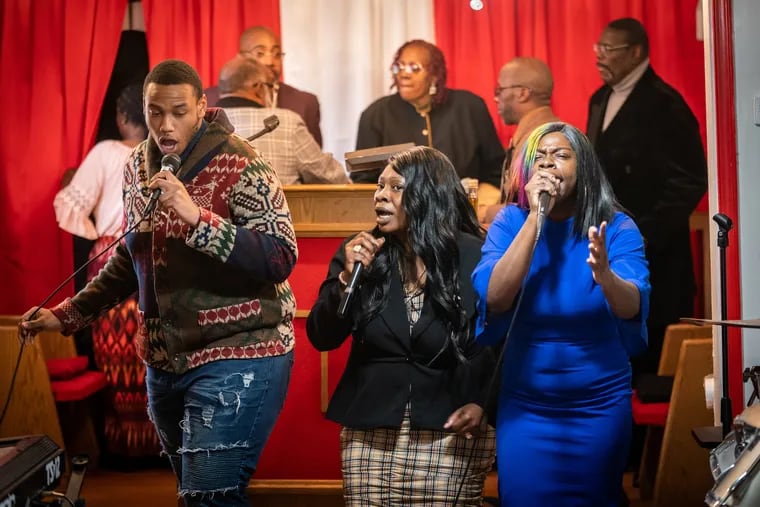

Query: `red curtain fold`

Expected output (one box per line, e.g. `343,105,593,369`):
0,0,126,314
141,0,280,90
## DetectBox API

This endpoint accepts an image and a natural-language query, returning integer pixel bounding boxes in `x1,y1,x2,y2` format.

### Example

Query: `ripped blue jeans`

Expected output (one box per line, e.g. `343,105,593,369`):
146,351,293,506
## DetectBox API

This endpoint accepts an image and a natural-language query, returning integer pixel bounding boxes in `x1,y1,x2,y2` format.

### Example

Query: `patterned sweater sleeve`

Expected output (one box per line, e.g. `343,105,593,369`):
186,155,298,283
51,241,139,335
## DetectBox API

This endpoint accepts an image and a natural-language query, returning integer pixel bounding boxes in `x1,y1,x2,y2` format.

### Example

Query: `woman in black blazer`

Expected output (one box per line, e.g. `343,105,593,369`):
307,146,496,506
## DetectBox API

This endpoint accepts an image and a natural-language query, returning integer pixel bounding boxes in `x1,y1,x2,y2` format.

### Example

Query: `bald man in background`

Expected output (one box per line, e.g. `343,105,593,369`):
218,57,348,185
206,26,323,146
482,57,559,224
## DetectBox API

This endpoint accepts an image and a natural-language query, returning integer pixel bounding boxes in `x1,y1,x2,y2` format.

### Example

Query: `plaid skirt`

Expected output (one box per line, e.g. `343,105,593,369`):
341,407,496,506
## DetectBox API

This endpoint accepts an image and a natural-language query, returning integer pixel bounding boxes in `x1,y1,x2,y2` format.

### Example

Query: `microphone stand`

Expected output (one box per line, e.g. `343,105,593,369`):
691,213,734,449
714,213,733,437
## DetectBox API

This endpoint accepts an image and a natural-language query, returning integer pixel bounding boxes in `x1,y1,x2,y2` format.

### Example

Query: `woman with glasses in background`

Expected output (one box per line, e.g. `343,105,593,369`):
355,40,504,208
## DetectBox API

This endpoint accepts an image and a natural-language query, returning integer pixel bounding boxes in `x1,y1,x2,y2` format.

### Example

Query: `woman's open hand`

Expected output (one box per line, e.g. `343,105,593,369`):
444,403,485,439
587,221,612,286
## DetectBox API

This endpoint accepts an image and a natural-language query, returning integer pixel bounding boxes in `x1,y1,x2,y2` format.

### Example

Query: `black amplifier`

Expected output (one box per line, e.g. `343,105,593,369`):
0,435,64,507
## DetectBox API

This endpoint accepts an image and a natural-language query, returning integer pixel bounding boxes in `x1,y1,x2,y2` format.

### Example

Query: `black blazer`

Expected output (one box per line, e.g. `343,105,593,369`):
586,66,707,327
306,233,494,430
356,91,505,188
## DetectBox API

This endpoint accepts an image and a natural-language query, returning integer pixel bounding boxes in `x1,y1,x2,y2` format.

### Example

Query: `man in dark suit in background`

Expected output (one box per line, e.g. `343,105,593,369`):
586,16,707,475
206,26,323,146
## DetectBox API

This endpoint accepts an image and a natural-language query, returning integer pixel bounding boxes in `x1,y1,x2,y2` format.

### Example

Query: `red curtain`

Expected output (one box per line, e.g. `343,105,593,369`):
0,0,126,314
141,0,280,90
0,1,708,315
433,0,705,166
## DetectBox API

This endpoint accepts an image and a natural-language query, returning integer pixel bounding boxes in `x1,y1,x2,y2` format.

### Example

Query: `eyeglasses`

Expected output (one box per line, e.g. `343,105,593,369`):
494,84,528,97
391,62,425,75
241,49,285,60
592,43,630,56
254,81,275,89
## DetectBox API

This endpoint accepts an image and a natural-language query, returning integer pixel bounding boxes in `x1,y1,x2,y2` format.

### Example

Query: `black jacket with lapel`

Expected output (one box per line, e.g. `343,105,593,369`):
586,66,707,328
306,232,494,429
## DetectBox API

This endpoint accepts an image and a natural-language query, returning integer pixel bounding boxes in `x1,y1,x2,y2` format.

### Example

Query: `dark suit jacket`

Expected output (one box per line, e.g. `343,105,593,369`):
586,66,707,327
205,82,323,147
306,233,494,430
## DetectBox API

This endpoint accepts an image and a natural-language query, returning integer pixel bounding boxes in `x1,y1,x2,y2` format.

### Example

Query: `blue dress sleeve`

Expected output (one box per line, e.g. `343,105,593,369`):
472,205,525,346
606,213,651,357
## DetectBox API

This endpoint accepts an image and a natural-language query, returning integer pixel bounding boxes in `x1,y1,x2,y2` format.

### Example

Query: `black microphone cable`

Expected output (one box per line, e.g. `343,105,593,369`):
0,155,181,427
451,211,547,506
0,215,145,427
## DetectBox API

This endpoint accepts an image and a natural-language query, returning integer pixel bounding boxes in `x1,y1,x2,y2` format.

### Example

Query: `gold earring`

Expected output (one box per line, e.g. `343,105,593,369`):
429,82,437,96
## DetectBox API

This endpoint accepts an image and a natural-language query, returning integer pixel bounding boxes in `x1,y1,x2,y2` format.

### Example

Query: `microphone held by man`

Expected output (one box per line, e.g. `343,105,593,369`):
144,152,204,227
144,153,181,215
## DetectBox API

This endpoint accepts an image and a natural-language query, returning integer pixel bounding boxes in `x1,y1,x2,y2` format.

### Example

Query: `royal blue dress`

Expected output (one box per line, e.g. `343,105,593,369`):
473,206,650,507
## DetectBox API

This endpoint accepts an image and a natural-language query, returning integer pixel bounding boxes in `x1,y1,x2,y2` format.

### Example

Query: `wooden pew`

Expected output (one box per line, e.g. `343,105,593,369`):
44,330,103,468
638,323,714,499
0,317,102,466
653,337,714,507
0,325,65,450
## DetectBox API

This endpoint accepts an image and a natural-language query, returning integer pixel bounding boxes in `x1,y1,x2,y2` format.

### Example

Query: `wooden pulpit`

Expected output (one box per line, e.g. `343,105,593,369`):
252,184,376,493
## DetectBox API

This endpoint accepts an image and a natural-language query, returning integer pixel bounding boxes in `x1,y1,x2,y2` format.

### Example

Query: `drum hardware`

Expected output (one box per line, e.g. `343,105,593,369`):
706,405,760,506
742,366,760,406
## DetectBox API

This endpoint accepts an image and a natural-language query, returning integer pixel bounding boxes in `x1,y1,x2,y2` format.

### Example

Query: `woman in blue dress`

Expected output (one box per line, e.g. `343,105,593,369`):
472,122,650,506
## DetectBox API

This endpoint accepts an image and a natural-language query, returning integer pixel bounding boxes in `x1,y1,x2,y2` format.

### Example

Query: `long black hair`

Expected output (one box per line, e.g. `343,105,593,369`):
357,146,483,362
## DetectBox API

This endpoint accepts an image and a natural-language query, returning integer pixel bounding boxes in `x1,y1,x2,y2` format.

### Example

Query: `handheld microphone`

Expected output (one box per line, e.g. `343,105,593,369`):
247,115,280,141
337,263,363,319
536,190,551,237
144,153,181,215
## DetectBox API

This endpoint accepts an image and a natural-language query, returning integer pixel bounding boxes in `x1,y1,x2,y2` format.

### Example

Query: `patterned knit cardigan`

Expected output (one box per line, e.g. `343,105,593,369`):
53,109,298,373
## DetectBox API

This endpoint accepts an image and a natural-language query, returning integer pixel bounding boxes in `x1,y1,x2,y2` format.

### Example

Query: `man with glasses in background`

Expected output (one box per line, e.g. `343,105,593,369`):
482,57,559,225
586,17,707,484
207,26,323,146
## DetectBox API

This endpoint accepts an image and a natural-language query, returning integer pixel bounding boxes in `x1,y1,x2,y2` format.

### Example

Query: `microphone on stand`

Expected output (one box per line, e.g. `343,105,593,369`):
247,115,280,142
144,153,182,215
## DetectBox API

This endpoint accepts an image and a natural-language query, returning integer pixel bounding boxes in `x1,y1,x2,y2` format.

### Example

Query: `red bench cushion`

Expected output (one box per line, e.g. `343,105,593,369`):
632,389,669,426
46,356,89,380
51,370,107,402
